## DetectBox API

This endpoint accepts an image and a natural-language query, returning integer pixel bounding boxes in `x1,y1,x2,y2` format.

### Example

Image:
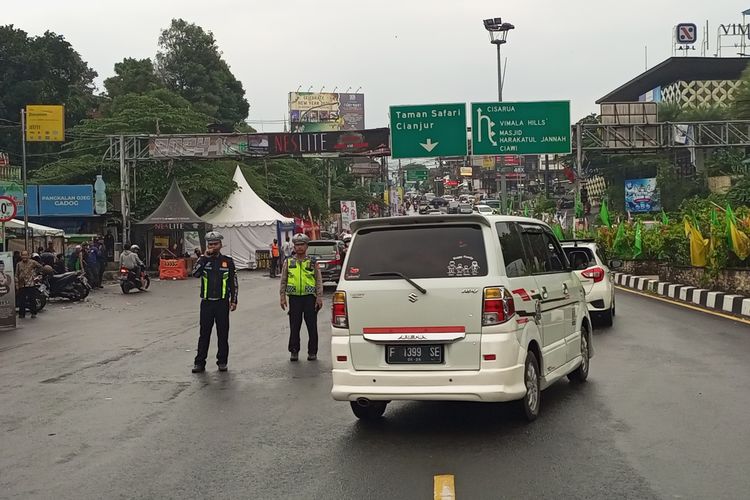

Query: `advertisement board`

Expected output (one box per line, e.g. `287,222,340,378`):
289,92,365,132
268,128,389,157
0,183,38,216
149,134,269,159
340,201,357,230
0,252,16,328
25,105,65,142
460,167,473,177
39,185,93,216
625,178,661,213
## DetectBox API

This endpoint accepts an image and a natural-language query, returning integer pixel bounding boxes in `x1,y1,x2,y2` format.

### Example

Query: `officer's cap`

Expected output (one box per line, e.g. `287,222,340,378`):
206,231,224,243
292,233,310,245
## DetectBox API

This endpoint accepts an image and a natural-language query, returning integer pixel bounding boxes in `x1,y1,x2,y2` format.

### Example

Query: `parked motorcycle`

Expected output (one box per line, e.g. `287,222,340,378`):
120,267,150,293
34,274,48,311
43,271,91,301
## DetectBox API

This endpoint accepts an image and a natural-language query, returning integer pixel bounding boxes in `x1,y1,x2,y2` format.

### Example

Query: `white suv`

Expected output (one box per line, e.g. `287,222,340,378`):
560,240,617,326
330,214,592,422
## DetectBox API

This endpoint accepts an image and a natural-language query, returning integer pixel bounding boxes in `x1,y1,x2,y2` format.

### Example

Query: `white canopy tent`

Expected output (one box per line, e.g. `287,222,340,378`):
203,166,293,269
4,218,66,253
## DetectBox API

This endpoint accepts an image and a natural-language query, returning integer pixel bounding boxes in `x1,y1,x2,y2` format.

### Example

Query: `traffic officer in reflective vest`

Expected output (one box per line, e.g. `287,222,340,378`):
279,233,323,361
192,231,238,373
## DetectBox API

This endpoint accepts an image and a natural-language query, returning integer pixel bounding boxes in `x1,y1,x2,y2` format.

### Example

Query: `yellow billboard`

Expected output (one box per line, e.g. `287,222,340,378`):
25,105,65,142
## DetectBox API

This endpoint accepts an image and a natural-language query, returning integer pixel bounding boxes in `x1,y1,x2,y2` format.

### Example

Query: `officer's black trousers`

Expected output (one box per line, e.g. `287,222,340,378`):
288,294,318,355
195,299,230,367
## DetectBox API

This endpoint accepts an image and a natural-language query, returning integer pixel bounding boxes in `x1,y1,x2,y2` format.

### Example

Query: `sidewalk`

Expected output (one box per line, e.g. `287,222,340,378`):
614,272,750,319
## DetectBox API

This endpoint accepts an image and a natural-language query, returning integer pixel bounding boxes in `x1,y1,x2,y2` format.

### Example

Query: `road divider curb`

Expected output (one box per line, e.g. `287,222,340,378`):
614,272,750,319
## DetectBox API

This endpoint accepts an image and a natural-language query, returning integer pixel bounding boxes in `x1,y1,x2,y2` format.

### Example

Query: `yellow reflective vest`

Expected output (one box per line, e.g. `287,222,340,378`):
285,257,317,296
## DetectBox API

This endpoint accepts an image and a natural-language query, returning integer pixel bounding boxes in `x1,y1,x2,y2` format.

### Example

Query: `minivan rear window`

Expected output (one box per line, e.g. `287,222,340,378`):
345,224,488,280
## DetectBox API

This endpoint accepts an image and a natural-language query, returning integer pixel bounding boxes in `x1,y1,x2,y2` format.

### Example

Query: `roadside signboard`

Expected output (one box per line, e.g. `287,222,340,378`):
406,169,429,181
471,101,571,155
390,103,467,159
25,105,65,142
340,201,357,230
0,251,16,328
0,196,17,222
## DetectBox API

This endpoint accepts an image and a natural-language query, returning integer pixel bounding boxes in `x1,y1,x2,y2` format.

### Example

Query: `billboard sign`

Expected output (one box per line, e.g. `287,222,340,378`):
0,252,16,328
289,92,365,132
268,128,390,157
39,185,94,216
25,105,65,142
340,201,357,230
0,183,38,216
471,101,571,155
625,178,660,213
460,167,473,176
149,134,269,159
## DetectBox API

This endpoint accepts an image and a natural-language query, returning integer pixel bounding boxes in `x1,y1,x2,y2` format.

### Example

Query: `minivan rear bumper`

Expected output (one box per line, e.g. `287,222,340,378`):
331,364,526,403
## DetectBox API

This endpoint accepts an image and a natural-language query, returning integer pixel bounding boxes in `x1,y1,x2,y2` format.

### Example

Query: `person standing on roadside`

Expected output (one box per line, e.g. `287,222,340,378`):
279,233,323,361
16,250,42,319
83,242,99,289
269,238,280,278
192,231,238,373
95,238,106,288
282,235,294,259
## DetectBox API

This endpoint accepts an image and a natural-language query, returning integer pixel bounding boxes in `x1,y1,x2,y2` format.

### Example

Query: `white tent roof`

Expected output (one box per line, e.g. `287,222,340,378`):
203,166,293,227
5,219,65,237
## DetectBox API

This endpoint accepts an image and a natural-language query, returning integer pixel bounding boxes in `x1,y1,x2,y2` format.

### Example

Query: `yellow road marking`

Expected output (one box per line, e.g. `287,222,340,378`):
434,474,456,500
615,286,750,326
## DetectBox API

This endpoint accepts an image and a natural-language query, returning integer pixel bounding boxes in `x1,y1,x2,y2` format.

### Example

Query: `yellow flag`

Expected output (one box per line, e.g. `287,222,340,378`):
685,218,707,267
729,220,750,260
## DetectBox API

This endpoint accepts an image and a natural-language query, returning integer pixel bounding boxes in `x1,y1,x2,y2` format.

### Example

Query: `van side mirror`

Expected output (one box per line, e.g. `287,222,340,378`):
608,259,623,270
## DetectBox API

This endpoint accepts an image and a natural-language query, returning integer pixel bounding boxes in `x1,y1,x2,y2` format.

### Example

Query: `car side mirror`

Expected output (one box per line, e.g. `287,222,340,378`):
609,259,623,270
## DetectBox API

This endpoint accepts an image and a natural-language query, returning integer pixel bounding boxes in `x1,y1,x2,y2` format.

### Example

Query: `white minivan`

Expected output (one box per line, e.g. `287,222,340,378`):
331,214,592,422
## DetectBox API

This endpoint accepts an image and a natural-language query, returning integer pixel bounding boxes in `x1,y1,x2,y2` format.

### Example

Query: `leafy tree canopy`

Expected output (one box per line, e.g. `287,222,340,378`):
103,58,162,98
156,19,249,125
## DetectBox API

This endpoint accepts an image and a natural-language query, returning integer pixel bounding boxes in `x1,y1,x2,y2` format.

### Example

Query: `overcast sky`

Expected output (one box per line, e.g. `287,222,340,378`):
5,0,749,131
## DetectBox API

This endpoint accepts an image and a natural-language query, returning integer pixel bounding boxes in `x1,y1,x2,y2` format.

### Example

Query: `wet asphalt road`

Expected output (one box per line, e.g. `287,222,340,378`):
1,273,749,500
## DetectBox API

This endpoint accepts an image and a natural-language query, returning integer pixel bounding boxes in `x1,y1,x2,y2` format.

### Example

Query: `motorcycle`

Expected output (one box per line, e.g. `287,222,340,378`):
34,274,48,311
43,271,91,301
120,267,150,293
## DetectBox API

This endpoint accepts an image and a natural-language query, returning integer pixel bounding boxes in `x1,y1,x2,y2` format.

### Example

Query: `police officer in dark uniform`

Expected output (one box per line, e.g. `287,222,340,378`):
192,231,238,373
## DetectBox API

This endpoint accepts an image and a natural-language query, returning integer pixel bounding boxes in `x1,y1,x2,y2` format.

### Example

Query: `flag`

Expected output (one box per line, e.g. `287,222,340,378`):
613,223,626,255
552,224,565,241
725,204,750,260
599,198,611,228
633,220,643,258
524,203,529,217
710,208,719,226
661,210,669,225
684,217,708,267
575,192,583,218
725,204,736,249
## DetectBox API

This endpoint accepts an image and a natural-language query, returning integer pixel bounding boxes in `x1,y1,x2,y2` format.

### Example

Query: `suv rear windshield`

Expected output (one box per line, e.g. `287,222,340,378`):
345,224,488,280
307,243,337,257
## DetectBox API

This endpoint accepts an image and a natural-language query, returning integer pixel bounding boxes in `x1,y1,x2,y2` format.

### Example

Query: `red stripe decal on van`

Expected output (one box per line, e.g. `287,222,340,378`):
516,318,530,324
512,289,531,301
362,326,466,334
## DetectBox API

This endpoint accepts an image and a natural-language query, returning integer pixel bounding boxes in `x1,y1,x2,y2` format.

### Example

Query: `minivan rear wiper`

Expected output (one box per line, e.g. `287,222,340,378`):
369,271,427,294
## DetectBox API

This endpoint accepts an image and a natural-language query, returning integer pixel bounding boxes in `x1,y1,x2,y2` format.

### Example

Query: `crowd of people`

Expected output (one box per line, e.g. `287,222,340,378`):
11,236,121,319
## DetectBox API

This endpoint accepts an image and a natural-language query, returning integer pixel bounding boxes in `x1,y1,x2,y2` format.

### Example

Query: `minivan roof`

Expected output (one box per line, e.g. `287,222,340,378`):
349,214,550,232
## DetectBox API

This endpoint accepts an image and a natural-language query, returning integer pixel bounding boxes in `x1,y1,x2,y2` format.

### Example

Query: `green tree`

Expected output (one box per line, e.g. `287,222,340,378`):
155,19,249,125
103,58,162,98
731,63,750,119
0,25,97,163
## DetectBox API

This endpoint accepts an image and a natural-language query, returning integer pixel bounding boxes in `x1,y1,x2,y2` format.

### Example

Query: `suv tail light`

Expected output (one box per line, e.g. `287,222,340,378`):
332,291,348,328
581,266,605,283
120,267,129,274
482,287,515,326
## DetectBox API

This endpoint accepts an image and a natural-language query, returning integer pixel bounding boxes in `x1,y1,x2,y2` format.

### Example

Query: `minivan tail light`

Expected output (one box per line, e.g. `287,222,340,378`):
581,266,605,283
332,291,348,328
482,287,515,326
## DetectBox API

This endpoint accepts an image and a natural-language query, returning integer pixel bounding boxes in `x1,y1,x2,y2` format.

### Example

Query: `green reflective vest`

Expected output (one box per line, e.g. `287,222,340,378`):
286,257,317,296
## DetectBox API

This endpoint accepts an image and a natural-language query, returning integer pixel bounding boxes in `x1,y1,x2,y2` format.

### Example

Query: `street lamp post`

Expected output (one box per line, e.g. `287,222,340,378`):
483,18,514,213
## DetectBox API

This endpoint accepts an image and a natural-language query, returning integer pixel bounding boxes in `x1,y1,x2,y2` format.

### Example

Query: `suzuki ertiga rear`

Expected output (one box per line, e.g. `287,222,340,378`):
330,215,527,419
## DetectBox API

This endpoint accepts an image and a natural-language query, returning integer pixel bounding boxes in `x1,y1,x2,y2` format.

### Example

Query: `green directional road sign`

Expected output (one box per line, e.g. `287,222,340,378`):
406,169,428,181
390,103,467,159
471,101,571,156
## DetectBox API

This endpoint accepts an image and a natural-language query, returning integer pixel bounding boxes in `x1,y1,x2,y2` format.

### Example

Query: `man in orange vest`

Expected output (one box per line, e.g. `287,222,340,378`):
270,239,280,278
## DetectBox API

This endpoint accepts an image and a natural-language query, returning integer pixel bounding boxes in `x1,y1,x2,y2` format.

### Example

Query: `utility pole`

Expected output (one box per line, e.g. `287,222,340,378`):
119,135,127,245
20,109,29,249
544,154,550,197
326,159,332,216
574,122,583,238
